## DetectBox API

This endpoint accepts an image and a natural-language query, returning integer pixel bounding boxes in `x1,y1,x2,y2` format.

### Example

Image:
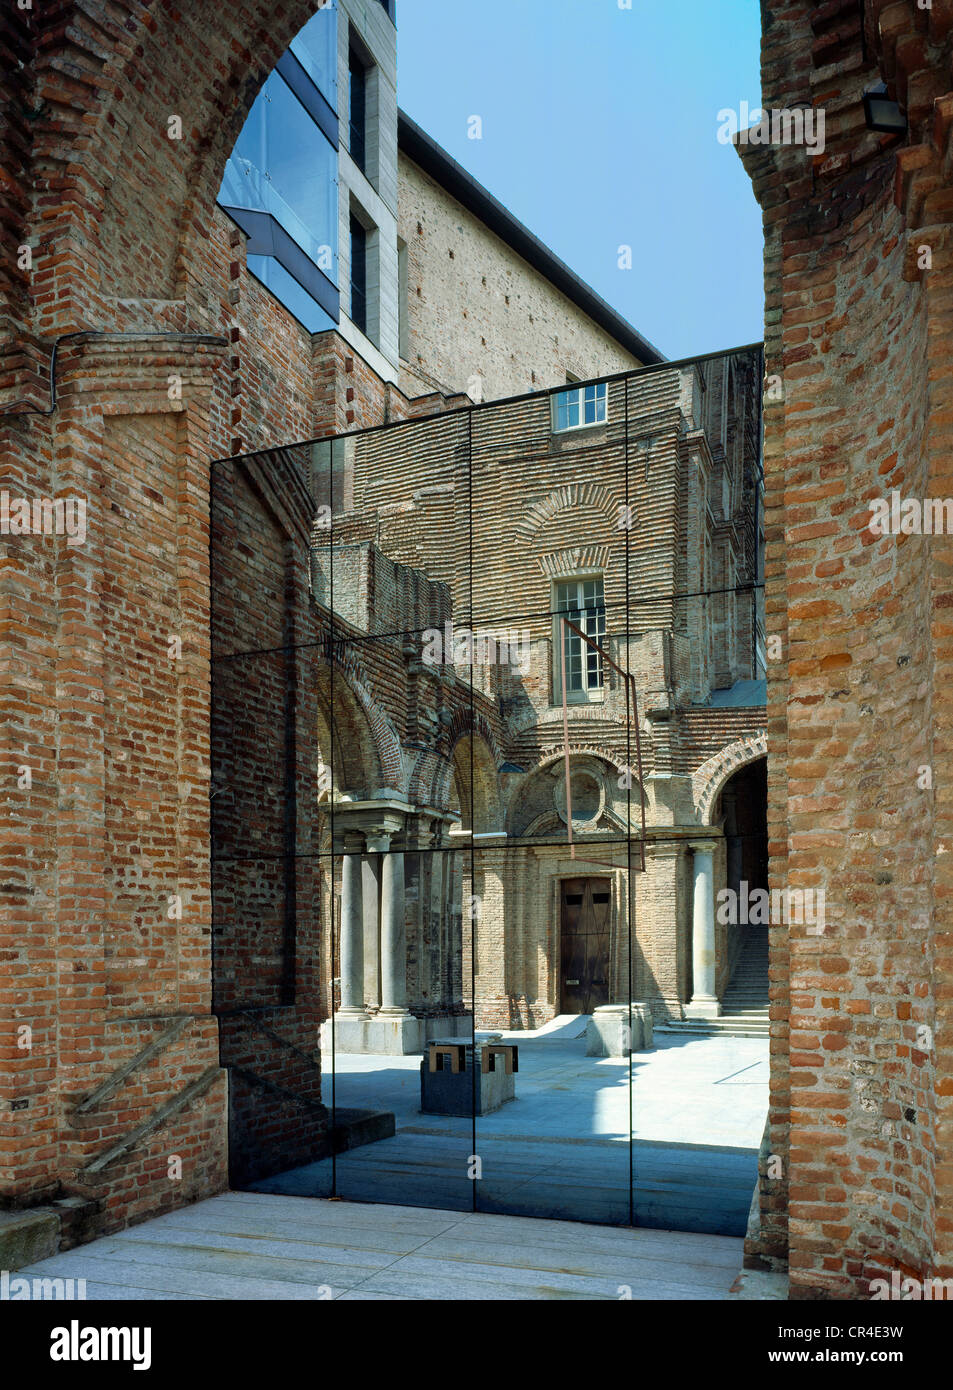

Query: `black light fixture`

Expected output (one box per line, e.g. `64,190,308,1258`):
863,81,908,136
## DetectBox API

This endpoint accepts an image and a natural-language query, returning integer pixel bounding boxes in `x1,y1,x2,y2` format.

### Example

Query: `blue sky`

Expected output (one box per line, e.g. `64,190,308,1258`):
396,0,764,361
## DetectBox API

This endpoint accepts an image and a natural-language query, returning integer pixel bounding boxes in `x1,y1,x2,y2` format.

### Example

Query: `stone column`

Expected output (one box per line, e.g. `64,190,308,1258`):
362,842,385,1011
339,835,369,1017
448,850,464,1010
380,845,411,1016
685,841,720,1018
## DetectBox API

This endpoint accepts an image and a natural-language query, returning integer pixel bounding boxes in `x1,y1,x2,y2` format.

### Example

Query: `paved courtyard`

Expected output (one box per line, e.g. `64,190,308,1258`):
252,1025,769,1235
16,1192,746,1300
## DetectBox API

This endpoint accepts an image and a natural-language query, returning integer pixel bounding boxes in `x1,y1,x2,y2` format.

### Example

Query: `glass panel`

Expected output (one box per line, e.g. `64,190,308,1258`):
328,835,476,1215
221,72,338,281
289,1,338,110
247,254,337,334
348,48,367,170
207,345,770,1243
210,448,333,1200
349,216,367,332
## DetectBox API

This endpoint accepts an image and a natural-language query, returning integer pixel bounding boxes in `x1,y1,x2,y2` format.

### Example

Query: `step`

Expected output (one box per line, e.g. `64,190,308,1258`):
0,1209,59,1272
657,1021,770,1038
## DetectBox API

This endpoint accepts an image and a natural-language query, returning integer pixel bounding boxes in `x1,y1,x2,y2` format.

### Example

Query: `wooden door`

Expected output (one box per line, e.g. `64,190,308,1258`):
559,878,611,1014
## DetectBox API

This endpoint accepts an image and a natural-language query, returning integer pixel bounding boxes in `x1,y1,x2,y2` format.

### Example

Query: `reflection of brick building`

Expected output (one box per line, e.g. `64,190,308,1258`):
210,344,766,1187
304,350,767,1039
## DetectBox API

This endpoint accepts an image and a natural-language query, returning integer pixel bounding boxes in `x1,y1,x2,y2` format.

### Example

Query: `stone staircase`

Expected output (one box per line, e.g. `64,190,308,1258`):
659,928,770,1038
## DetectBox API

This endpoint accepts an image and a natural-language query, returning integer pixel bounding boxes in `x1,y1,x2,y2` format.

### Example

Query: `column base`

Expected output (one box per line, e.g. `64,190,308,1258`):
684,996,722,1020
320,1012,468,1056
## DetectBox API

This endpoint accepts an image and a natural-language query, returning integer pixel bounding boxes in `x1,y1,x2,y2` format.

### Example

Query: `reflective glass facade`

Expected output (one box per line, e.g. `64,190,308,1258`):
209,349,769,1240
218,1,339,333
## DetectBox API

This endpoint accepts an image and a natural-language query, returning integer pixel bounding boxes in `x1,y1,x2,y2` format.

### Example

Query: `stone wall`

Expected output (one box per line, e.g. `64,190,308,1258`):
397,151,646,402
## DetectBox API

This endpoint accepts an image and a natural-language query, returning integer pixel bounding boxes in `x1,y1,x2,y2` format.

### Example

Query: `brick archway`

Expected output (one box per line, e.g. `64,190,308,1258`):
2,1,329,345
692,734,768,826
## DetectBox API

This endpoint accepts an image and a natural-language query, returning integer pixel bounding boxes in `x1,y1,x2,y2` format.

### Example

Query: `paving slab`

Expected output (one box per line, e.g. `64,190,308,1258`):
16,1194,747,1302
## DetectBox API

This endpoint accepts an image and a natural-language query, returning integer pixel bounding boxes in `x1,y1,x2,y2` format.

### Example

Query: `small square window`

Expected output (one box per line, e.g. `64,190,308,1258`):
552,382,607,433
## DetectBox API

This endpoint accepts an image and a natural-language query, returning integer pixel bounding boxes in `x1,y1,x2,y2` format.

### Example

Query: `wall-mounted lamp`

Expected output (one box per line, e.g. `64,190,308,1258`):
863,82,907,136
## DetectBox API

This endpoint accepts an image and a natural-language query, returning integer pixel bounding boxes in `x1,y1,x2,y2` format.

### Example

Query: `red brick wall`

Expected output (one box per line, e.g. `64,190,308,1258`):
742,0,952,1297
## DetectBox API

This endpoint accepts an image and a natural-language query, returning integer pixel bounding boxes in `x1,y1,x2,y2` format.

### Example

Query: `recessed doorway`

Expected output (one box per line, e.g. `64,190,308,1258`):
559,877,611,1015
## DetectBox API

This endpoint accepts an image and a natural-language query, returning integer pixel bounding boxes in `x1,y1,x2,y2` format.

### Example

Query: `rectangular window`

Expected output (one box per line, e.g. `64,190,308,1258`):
350,214,367,334
554,577,606,700
349,46,367,171
552,382,607,432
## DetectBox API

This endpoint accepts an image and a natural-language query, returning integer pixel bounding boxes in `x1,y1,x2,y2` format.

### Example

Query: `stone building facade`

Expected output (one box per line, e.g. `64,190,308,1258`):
315,348,766,1035
2,0,952,1302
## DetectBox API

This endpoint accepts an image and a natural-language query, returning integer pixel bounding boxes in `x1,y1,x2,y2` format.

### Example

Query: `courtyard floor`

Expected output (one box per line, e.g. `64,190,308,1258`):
252,1024,769,1235
16,1192,746,1300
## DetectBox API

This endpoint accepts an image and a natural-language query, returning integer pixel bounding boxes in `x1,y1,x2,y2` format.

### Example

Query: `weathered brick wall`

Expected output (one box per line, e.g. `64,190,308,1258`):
740,0,953,1298
0,0,346,1238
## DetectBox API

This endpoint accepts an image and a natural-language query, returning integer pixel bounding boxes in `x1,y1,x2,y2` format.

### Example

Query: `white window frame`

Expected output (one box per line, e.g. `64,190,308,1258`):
552,575,607,704
551,381,608,433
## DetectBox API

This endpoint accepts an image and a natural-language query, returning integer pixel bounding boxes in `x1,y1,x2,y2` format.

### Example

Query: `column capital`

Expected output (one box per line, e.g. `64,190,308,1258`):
688,838,718,857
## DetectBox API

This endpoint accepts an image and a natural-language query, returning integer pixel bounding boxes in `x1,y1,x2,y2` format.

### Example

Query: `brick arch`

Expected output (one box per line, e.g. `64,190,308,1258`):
512,483,618,541
433,709,504,827
407,747,455,812
3,0,326,337
506,749,634,837
692,734,768,826
319,650,405,795
521,745,629,777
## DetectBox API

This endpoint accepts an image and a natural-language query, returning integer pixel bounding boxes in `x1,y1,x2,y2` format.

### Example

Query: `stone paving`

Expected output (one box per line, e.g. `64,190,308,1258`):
16,1032,768,1300
17,1192,746,1300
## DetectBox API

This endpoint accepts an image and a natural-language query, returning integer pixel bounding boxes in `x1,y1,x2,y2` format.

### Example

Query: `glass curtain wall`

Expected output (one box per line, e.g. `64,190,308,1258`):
209,349,767,1236
218,1,339,332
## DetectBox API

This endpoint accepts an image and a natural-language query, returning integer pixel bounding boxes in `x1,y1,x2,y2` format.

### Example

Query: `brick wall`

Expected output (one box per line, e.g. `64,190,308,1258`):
740,0,953,1298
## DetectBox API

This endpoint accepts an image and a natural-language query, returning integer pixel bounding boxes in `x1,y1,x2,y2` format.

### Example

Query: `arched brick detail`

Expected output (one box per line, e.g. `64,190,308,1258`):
433,709,504,826
326,649,405,794
406,747,454,811
441,708,505,772
512,483,617,541
505,749,635,837
692,735,768,826
0,0,328,344
521,745,629,776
